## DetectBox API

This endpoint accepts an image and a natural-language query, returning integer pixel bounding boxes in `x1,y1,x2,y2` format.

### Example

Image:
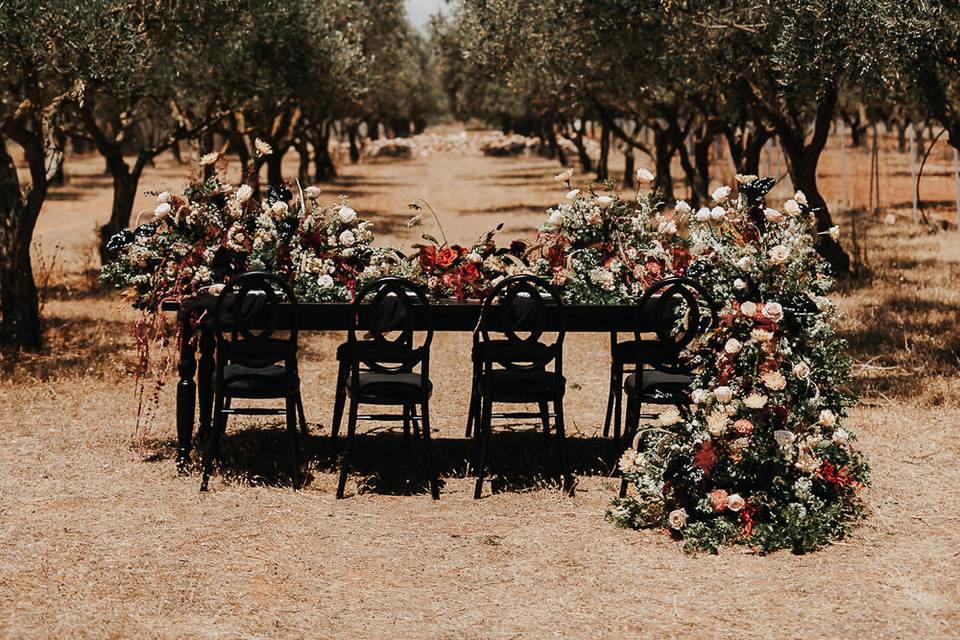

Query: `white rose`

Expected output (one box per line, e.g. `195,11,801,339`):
695,207,712,222
783,199,801,216
254,137,273,157
674,199,691,215
792,362,811,379
724,338,742,354
744,393,768,409
832,427,849,445
712,185,732,203
304,186,321,199
547,210,564,226
659,220,677,236
157,191,171,204
658,408,682,427
338,205,357,223
762,302,783,322
691,388,710,405
317,274,334,289
768,245,790,264
597,195,614,209
819,409,837,427
668,508,688,530
710,206,726,220
154,202,171,217
636,167,655,183
726,493,746,511
338,230,356,246
554,168,574,182
208,283,225,296
199,151,219,166
764,207,784,222
565,188,580,200
737,255,753,271
271,201,288,215
740,301,757,317
751,328,774,342
466,252,482,263
761,370,787,391
235,184,253,204
774,430,796,447
794,191,808,206
733,278,747,291
714,386,734,404
707,410,729,436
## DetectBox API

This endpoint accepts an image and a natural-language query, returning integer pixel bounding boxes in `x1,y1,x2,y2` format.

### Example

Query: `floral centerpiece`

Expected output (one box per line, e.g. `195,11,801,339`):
608,175,868,554
529,168,690,304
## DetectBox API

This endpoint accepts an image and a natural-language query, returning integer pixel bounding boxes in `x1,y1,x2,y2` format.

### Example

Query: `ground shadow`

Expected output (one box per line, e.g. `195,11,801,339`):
156,423,622,496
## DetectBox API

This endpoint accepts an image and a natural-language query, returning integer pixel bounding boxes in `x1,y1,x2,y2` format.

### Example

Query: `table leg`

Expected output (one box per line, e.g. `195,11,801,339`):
175,313,197,472
196,324,215,445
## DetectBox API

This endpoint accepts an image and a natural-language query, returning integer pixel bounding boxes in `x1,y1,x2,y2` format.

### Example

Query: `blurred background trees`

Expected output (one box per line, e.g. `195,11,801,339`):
2,0,959,349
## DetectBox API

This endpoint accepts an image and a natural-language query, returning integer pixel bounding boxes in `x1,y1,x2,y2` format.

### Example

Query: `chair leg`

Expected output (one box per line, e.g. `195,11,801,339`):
200,393,228,491
296,394,309,435
473,397,493,499
554,396,574,496
619,396,642,498
612,368,624,446
602,361,616,438
402,405,411,442
336,400,359,499
330,361,347,442
538,401,551,445
286,396,301,490
465,363,480,437
419,400,440,499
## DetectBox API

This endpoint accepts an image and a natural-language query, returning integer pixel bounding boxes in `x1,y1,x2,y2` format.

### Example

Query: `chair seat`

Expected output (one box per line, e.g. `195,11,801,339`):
347,371,432,404
219,363,294,399
624,370,693,404
480,369,565,402
612,339,677,365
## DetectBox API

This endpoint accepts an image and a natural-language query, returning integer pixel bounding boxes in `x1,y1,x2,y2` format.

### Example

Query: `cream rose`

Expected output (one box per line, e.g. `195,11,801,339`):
338,205,357,223
714,386,734,404
764,207,784,222
761,370,787,391
734,278,747,291
674,199,691,215
554,168,574,182
668,508,688,530
710,206,726,220
774,430,795,447
751,328,774,342
794,190,808,206
694,207,711,222
832,427,849,445
819,409,837,427
235,184,253,204
740,301,757,317
768,245,790,264
157,191,171,204
597,195,614,209
744,393,768,409
792,362,811,379
658,408,682,427
724,338,742,354
712,185,732,203
737,255,753,271
783,199,801,216
547,210,564,226
154,202,171,217
761,302,783,322
338,230,356,247
565,188,580,200
726,493,746,511
636,167,655,183
304,186,321,199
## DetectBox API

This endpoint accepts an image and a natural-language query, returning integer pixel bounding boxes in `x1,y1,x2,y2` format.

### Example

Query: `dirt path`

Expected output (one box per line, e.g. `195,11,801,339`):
3,139,960,639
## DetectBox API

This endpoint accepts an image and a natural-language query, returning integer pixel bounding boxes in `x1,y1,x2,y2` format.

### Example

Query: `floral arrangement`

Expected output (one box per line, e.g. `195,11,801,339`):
529,168,688,304
101,155,389,312
607,176,868,554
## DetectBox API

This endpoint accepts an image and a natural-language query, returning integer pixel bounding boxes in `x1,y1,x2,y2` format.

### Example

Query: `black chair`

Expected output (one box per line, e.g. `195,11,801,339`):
472,274,573,499
331,277,439,499
200,271,305,491
618,277,718,497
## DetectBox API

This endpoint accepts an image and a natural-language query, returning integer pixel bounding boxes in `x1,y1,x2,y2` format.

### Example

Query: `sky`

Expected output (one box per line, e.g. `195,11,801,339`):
405,0,449,31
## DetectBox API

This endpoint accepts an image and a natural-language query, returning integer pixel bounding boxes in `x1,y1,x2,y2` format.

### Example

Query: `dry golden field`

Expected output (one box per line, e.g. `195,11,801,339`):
1,129,959,638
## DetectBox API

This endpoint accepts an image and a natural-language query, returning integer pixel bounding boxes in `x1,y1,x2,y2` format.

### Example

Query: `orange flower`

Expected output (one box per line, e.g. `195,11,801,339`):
709,489,729,512
436,245,458,269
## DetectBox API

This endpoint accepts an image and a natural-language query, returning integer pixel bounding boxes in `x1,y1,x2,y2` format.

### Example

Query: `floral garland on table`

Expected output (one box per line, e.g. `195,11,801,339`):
529,167,689,304
607,176,868,554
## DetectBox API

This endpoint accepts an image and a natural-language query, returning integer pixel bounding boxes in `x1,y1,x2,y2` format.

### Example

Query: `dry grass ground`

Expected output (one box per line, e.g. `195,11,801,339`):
1,133,959,638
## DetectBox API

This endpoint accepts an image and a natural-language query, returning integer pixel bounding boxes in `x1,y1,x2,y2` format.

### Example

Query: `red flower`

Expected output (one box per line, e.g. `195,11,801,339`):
546,244,566,268
817,460,858,489
460,262,480,283
436,245,458,269
645,260,662,280
693,439,718,474
672,248,692,274
418,245,437,271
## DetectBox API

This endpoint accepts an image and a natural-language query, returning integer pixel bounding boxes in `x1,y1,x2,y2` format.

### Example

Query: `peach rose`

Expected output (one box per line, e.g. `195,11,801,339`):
709,489,729,512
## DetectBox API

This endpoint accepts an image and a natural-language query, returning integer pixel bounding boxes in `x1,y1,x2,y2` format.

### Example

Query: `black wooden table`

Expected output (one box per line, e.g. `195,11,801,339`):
163,297,648,469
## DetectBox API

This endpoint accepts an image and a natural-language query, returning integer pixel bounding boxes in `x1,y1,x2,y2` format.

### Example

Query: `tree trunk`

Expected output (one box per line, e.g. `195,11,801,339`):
312,126,337,181
692,133,712,206
623,147,635,188
572,128,592,172
98,154,142,265
0,133,46,350
597,117,611,181
653,127,675,202
266,151,284,187
347,122,360,163
295,139,311,185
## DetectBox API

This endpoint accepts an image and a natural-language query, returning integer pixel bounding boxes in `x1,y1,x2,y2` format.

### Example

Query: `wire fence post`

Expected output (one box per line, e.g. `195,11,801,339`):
909,124,918,223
